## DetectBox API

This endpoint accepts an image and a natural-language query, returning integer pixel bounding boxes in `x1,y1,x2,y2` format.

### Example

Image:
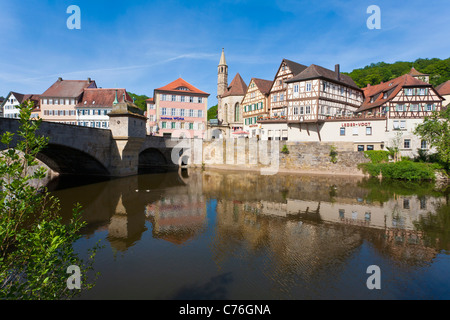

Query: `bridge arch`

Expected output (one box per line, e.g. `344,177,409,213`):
37,144,110,176
138,148,170,174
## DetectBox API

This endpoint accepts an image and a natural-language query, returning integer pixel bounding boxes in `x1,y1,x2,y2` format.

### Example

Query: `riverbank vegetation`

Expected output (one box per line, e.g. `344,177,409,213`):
0,102,99,299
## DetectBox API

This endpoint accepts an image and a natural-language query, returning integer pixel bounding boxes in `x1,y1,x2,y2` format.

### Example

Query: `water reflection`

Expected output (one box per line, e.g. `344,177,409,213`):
49,169,450,299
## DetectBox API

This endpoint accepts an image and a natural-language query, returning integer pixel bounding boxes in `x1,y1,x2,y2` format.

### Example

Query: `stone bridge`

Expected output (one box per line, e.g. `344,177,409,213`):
0,117,194,177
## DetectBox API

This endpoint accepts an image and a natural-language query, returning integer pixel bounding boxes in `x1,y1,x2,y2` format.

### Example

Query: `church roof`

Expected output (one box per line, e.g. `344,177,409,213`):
283,59,308,76
222,73,247,97
155,78,209,96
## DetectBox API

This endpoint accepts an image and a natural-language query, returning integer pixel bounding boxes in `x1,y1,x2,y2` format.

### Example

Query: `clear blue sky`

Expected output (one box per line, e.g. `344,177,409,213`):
1,0,449,108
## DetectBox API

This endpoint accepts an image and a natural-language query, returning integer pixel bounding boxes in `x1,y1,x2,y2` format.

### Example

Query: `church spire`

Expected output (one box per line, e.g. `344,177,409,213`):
219,48,227,66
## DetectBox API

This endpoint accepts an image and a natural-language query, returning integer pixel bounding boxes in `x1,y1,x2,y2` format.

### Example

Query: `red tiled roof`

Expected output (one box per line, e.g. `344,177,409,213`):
222,73,247,97
408,67,428,76
155,78,209,96
252,78,273,95
358,74,434,112
146,98,155,103
77,88,132,108
436,80,450,96
41,78,96,98
9,92,40,107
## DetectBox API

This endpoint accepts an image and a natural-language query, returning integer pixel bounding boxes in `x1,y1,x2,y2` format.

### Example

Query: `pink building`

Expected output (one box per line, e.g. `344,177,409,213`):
147,78,209,139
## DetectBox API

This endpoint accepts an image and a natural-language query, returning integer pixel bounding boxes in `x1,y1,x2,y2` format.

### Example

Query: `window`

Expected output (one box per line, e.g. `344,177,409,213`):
367,145,374,151
189,109,194,117
273,95,277,102
171,122,176,129
294,84,299,93
161,94,166,101
189,123,194,130
294,107,299,115
340,127,345,136
421,140,427,149
418,88,427,96
400,120,406,129
396,104,404,112
366,127,372,135
322,82,328,92
189,96,194,103
426,104,433,112
405,88,414,96
411,104,419,112
306,82,312,92
180,109,185,117
305,106,311,114
393,120,400,130
162,122,167,129
404,139,411,149
171,108,177,116
181,96,185,102
300,106,304,114
340,87,345,96
198,97,203,104
161,108,167,116
172,95,176,102
198,110,203,118
358,145,365,152
280,93,284,101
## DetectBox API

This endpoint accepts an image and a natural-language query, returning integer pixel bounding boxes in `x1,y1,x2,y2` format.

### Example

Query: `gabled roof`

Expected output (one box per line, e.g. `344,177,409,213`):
155,78,209,96
283,59,308,76
222,73,247,97
2,91,40,108
252,78,273,96
436,80,450,96
76,88,132,108
358,74,437,112
286,64,360,90
41,78,96,98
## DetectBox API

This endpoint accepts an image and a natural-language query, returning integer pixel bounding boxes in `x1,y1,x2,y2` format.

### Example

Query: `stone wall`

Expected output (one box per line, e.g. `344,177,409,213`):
200,139,370,175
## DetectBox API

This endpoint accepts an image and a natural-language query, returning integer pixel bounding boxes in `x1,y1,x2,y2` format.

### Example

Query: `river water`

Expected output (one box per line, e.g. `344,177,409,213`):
49,169,450,300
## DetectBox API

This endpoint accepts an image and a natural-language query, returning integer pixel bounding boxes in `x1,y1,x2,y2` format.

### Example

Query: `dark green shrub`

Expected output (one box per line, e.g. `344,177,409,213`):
359,160,436,181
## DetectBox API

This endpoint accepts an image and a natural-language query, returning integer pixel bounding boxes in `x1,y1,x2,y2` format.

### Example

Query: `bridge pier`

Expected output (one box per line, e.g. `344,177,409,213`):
108,96,147,177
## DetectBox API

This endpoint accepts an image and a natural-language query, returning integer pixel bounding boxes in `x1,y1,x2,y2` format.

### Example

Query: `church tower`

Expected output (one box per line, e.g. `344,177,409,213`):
217,48,228,123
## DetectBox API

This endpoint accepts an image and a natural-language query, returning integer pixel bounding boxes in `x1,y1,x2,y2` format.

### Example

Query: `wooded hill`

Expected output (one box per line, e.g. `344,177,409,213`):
343,57,450,88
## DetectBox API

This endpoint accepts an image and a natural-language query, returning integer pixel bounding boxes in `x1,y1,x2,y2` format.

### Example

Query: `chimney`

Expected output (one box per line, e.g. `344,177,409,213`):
335,64,340,81
87,77,91,82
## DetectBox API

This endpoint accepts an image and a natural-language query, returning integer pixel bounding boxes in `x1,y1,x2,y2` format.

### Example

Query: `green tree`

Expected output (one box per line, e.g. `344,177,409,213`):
127,92,150,111
0,101,99,300
414,107,450,170
207,104,218,121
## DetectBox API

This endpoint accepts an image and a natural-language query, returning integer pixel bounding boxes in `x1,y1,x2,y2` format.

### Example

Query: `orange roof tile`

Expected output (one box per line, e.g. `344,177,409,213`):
155,78,209,96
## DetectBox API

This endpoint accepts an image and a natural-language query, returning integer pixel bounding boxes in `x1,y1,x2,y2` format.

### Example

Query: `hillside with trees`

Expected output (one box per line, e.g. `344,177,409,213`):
127,92,150,111
343,57,450,88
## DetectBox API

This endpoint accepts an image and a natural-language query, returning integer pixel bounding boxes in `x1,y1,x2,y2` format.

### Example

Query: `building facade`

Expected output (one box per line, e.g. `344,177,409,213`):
268,59,308,119
40,78,97,125
76,88,133,129
149,78,209,139
242,78,273,139
1,92,40,119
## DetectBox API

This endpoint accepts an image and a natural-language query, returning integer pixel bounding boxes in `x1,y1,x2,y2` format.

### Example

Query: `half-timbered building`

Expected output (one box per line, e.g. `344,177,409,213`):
241,78,273,138
268,59,308,118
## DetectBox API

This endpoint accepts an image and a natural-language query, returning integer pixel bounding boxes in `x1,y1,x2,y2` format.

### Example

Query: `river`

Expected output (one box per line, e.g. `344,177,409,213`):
48,169,450,300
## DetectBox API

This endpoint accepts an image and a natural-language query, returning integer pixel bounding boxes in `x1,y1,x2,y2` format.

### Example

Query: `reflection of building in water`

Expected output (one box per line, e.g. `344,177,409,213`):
203,170,446,271
145,192,207,245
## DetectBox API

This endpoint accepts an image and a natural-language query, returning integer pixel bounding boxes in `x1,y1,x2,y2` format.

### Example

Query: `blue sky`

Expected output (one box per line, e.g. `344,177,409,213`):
0,0,449,108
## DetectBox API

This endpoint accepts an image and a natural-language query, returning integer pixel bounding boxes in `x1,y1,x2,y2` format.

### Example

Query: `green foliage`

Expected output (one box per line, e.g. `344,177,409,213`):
359,160,436,181
363,150,390,164
343,57,450,88
208,105,218,121
329,145,338,163
0,101,99,300
281,145,290,154
127,92,150,111
414,108,450,170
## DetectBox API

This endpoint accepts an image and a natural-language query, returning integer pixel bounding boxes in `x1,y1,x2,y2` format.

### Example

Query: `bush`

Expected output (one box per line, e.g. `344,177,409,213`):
329,145,338,163
364,150,390,164
359,160,436,181
281,145,289,154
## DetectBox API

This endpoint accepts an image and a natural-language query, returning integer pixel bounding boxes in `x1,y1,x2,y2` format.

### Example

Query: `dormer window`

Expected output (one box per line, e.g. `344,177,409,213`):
177,87,189,91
